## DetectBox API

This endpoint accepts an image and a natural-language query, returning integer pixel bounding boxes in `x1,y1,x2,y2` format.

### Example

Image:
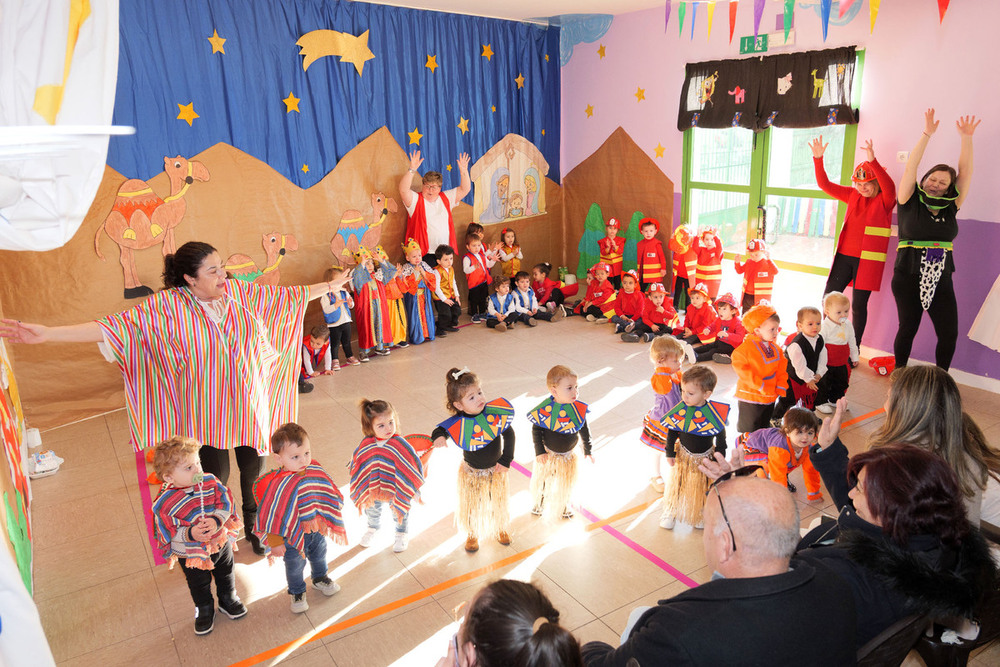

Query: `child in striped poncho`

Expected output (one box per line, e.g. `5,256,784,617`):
253,423,347,614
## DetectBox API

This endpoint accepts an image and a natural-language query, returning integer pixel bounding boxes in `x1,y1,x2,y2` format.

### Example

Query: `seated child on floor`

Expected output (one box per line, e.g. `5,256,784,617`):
253,423,346,614
732,303,788,436
659,365,729,530
816,291,859,414
675,282,718,347
432,244,462,334
580,262,616,323
531,263,571,316
513,270,558,325
151,436,246,635
487,275,518,331
621,283,680,343
639,335,685,493
300,324,333,393
528,365,594,520
321,267,359,368
610,270,645,334
693,292,745,363
350,399,424,553
774,306,826,423
739,407,822,501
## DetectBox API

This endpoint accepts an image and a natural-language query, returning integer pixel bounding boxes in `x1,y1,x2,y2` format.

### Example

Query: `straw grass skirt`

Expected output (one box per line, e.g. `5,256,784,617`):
662,445,714,525
530,449,579,519
456,462,510,538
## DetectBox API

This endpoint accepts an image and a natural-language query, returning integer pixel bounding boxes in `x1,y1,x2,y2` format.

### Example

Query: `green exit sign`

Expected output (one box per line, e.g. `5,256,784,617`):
740,34,768,54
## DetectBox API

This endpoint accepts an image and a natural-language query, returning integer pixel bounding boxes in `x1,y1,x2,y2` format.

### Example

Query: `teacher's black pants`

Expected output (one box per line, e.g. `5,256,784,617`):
891,269,957,370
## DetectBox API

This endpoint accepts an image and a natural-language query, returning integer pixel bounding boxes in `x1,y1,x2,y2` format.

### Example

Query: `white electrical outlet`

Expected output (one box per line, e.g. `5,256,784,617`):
897,151,909,163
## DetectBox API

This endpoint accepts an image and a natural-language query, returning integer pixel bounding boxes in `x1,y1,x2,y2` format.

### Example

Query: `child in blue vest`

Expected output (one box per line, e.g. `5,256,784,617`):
321,267,359,369
486,276,518,331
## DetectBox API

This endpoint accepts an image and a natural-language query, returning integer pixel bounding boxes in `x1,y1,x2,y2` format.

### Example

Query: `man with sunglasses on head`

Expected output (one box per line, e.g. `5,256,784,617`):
582,466,855,666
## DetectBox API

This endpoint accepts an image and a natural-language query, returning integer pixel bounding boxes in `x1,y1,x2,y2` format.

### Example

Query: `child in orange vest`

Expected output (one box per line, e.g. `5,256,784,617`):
693,226,724,299
598,217,626,290
463,232,498,323
668,226,697,311
734,239,779,312
732,304,788,437
636,218,667,293
432,244,462,334
739,407,823,501
675,283,718,347
497,227,522,280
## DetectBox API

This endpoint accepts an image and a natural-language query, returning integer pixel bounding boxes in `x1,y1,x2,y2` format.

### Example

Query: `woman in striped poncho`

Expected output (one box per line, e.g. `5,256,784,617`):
0,241,351,554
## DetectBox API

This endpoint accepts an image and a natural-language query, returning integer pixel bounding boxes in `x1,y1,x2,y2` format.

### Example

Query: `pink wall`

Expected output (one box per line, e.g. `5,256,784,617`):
561,1,1000,380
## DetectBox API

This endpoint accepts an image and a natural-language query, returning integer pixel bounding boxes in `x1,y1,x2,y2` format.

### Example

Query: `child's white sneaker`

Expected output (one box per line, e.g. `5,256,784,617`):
816,402,836,414
683,342,697,365
586,314,596,322
659,514,676,530
593,317,608,324
290,593,308,613
360,527,377,548
393,533,409,553
28,450,64,479
313,576,340,596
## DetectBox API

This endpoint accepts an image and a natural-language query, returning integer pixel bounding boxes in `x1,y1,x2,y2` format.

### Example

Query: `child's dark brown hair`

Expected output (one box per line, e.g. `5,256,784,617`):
781,407,820,436
271,422,309,454
445,367,480,413
359,398,397,438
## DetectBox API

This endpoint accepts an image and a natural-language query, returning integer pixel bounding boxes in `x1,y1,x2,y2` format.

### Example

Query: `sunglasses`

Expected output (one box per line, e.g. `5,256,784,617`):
705,465,763,552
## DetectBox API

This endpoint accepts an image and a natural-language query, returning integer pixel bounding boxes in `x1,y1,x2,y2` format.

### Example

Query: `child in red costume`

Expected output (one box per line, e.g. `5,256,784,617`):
739,407,822,500
732,304,788,436
636,218,667,293
463,233,498,323
531,263,573,317
734,239,779,312
675,282,718,347
598,217,626,290
610,270,646,334
621,283,680,343
580,262,616,323
693,292,745,363
693,226,724,299
668,226,697,310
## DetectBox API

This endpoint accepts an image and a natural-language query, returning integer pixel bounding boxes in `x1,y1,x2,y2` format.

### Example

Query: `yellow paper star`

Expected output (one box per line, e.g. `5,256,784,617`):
446,165,452,171
597,44,606,58
482,44,493,61
541,129,546,136
654,143,665,158
545,54,550,62
635,87,646,102
283,92,301,113
585,104,594,118
208,30,226,54
425,55,438,73
491,105,496,113
515,73,525,89
302,164,310,173
408,127,423,145
457,117,470,134
177,102,199,126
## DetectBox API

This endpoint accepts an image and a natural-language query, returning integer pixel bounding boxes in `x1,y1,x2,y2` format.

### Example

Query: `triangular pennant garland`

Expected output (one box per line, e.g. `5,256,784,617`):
870,0,881,33
664,0,671,32
820,0,832,41
678,1,686,37
707,1,716,41
938,0,950,23
783,0,794,40
729,0,738,43
839,0,858,19
753,0,765,37
690,1,697,40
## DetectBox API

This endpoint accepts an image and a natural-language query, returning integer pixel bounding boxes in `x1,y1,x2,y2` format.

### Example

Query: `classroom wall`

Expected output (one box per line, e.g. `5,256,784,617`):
560,1,1000,382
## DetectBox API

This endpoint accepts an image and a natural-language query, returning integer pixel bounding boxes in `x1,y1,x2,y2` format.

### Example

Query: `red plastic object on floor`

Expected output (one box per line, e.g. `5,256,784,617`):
868,356,895,376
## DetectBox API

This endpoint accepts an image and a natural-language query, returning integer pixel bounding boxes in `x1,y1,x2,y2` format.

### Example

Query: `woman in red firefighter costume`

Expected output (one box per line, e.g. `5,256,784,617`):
810,137,896,344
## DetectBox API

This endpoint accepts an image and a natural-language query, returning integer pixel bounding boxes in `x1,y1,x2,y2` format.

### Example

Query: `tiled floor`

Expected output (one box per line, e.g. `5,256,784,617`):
29,314,1000,666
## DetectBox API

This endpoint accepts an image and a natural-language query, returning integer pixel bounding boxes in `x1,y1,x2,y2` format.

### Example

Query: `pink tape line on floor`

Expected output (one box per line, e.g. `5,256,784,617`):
134,450,167,565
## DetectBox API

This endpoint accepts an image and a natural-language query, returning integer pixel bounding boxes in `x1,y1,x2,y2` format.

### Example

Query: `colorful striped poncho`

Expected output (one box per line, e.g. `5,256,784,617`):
437,398,515,451
97,281,309,453
253,462,347,553
151,473,242,570
349,435,424,522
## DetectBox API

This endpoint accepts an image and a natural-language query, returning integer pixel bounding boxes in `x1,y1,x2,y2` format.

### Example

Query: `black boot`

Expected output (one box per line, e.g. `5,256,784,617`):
194,603,215,635
244,512,265,556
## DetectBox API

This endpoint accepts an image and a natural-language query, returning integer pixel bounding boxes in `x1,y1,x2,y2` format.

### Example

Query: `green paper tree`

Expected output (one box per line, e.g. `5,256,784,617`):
5,490,32,594
622,211,644,272
576,203,605,279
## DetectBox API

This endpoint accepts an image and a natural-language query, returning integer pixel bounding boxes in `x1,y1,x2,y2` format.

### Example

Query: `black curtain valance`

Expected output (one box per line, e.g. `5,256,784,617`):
677,46,858,132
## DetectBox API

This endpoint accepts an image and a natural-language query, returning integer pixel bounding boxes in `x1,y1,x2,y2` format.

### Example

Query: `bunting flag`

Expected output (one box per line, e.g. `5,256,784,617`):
707,1,716,41
729,0,738,43
870,0,881,33
821,0,833,41
753,0,765,37
664,0,671,32
690,2,697,40
938,0,950,23
838,0,858,19
678,1,686,37
784,0,795,40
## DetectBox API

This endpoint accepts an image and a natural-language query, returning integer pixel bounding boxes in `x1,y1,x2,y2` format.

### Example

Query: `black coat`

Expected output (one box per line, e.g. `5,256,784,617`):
581,560,856,667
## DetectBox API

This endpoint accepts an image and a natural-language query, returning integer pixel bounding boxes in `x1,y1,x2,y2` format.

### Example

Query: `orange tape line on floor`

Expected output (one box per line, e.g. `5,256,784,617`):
229,500,653,667
840,407,884,428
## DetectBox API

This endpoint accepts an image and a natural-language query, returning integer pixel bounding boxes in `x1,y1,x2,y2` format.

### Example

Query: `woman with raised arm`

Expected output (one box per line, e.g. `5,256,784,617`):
892,109,980,370
810,136,896,344
0,241,351,555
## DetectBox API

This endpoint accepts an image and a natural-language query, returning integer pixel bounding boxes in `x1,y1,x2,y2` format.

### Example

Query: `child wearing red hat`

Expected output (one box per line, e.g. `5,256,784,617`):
675,282,718,347
610,270,646,334
637,218,667,293
732,304,788,437
580,262,616,323
734,239,779,312
693,293,746,363
693,226,724,299
621,283,680,343
598,218,626,290
668,226,697,310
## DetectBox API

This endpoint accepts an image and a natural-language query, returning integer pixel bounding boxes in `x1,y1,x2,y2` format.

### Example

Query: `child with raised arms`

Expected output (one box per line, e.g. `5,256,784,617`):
734,239,779,312
253,422,346,613
528,365,594,520
693,226,724,299
659,365,729,530
151,436,246,635
350,399,424,553
432,367,516,553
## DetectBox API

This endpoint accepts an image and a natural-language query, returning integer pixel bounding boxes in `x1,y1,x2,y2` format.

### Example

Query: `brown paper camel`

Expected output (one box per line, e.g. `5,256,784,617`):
224,232,299,286
330,191,397,267
95,156,211,298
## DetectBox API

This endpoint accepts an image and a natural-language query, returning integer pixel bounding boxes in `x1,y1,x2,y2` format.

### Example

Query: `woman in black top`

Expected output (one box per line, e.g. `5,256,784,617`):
892,109,981,370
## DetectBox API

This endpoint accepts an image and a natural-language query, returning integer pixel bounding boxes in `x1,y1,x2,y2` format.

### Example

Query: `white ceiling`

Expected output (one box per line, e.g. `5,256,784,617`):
358,0,665,23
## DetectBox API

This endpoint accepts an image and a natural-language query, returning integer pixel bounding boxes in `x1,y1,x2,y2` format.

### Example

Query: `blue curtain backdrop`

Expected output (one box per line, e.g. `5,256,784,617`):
109,0,560,199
